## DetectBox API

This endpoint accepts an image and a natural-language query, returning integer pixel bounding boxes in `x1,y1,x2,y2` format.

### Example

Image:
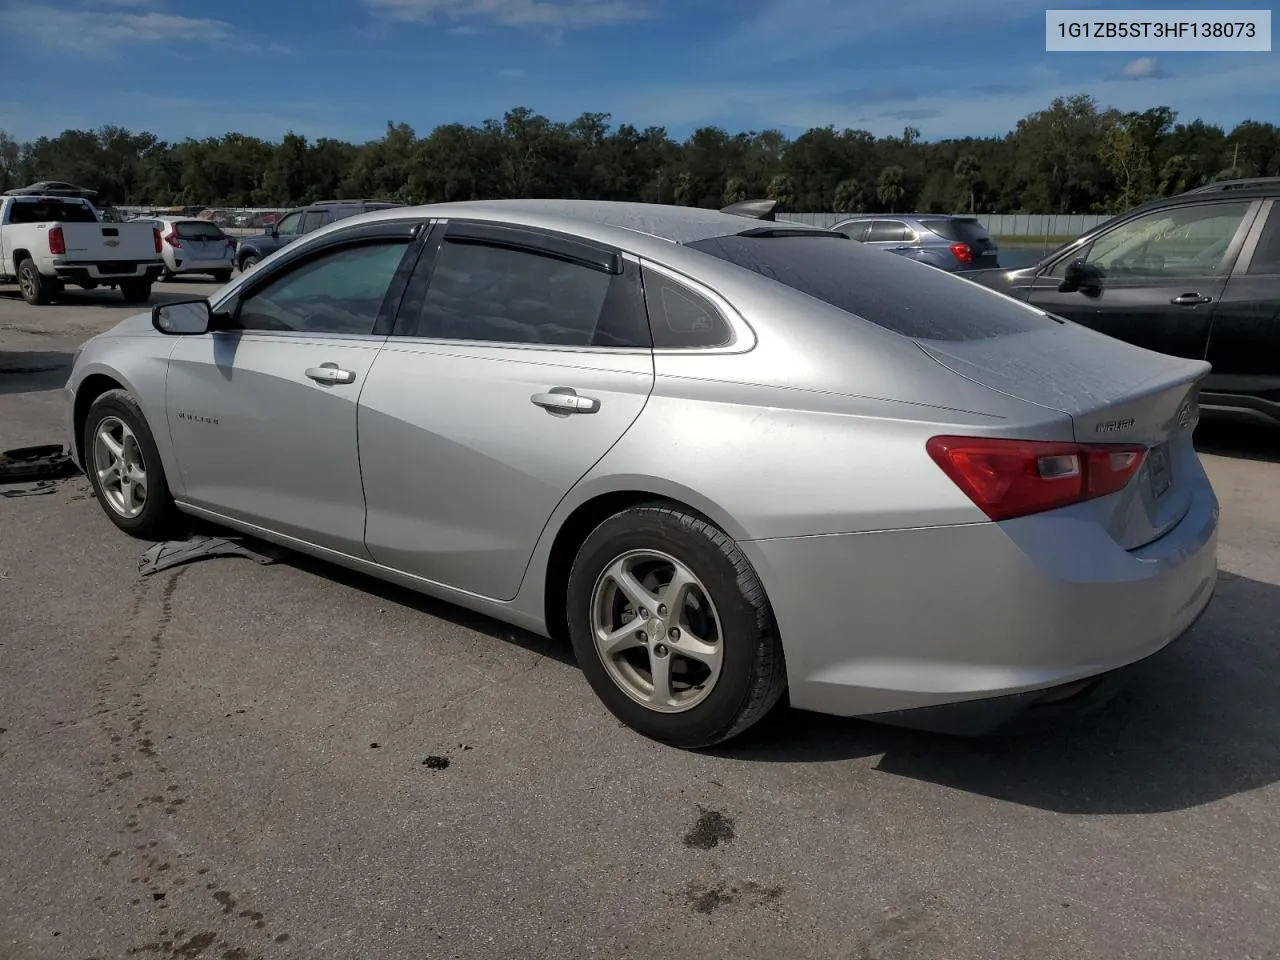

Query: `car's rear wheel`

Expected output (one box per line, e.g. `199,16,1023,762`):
83,389,185,539
119,279,152,304
566,502,787,748
17,259,54,305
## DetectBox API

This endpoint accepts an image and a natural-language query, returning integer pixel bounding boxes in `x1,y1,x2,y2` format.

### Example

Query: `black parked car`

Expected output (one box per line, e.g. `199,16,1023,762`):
966,178,1280,426
234,199,403,272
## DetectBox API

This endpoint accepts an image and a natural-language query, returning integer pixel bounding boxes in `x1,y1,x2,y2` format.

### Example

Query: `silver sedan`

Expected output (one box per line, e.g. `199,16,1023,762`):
64,200,1219,748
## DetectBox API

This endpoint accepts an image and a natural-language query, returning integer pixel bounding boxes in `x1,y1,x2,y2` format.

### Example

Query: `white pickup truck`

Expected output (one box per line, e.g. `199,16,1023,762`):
0,194,165,305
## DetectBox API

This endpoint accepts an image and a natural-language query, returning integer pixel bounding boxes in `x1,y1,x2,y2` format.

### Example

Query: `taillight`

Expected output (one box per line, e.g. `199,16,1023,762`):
950,242,973,264
164,228,181,249
926,436,1147,521
48,226,66,255
153,227,163,254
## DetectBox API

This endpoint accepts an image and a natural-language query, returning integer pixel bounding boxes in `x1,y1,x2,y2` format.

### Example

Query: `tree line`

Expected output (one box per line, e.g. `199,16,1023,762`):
1,93,1275,215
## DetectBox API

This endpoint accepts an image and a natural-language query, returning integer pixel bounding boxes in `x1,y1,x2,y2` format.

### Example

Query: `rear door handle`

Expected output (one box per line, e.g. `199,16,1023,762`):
1170,293,1213,306
531,388,600,415
305,363,356,385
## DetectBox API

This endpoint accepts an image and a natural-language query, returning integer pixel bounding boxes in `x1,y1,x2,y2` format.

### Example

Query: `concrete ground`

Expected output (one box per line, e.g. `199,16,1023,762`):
1,280,1278,960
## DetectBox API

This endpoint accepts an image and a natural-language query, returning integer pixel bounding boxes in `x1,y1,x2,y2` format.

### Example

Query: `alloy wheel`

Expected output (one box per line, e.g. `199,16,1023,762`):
589,549,724,713
92,416,148,518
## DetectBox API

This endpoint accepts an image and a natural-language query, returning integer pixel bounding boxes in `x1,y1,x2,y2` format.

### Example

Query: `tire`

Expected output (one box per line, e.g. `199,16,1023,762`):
566,501,787,749
119,279,153,304
212,269,233,283
78,282,100,291
17,259,53,305
82,389,185,540
239,254,260,272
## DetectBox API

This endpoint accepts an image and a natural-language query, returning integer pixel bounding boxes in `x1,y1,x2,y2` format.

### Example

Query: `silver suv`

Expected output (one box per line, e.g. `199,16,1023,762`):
832,214,999,272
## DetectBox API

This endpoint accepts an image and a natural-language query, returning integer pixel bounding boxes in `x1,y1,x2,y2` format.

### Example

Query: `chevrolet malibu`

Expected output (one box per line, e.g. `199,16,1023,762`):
64,200,1219,748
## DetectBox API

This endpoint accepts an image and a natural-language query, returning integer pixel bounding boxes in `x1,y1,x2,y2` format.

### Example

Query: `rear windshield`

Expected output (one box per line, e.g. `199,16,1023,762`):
919,218,989,243
7,200,99,224
174,220,225,240
685,233,1051,341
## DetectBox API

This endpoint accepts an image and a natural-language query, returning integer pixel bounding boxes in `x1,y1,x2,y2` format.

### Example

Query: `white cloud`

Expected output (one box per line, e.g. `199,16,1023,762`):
1113,57,1166,81
6,4,233,51
715,0,1097,64
617,56,1276,141
364,0,651,28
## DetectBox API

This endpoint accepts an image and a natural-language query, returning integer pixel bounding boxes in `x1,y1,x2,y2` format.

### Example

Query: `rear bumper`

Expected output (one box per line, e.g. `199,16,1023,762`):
740,471,1219,729
171,256,234,273
858,588,1212,735
51,260,164,283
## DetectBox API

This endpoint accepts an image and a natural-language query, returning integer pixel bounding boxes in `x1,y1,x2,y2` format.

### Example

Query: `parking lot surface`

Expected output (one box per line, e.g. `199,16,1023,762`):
2,283,1279,960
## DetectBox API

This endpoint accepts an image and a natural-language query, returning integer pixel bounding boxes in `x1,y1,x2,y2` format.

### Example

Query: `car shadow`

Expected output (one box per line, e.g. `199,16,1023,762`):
0,349,73,395
712,569,1280,815
1194,419,1280,464
270,523,1279,816
0,287,205,309
202,525,578,669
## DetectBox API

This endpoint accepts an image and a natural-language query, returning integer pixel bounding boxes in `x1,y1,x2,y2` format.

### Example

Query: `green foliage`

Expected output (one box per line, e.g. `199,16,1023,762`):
3,97,1276,213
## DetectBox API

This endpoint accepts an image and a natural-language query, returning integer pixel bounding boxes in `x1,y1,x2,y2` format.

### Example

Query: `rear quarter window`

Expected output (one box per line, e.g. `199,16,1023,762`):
686,234,1052,341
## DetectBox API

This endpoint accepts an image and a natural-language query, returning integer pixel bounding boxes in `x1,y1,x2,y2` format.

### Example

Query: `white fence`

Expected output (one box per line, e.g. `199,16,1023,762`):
779,212,1112,237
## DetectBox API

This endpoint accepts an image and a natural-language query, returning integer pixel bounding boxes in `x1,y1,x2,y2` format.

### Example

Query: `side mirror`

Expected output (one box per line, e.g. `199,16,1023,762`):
152,298,211,335
1058,258,1104,295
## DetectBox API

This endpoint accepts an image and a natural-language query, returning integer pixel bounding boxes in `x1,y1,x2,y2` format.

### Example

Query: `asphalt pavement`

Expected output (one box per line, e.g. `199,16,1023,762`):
2,280,1279,960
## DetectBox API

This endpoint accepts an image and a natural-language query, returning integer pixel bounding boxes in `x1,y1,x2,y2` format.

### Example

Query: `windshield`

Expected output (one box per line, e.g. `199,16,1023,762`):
7,200,99,224
686,233,1054,341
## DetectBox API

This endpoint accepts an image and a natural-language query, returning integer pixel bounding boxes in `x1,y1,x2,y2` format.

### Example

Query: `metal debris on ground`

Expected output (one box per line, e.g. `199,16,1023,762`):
0,480,60,498
0,444,77,484
138,535,290,577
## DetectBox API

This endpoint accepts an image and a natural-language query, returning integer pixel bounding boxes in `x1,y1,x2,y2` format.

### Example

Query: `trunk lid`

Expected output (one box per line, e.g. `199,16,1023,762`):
59,222,159,261
915,320,1208,550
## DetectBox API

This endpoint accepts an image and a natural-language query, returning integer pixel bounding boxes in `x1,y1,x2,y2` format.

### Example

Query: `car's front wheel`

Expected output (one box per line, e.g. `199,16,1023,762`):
566,502,787,748
239,254,260,272
83,389,185,539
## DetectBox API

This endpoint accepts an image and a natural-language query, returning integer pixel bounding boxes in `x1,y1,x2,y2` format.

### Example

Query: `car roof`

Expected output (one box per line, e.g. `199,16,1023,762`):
381,198,836,246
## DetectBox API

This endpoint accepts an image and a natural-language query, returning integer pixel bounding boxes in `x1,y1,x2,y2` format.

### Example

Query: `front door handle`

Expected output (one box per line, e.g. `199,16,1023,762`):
305,363,356,385
531,387,600,415
1170,293,1213,306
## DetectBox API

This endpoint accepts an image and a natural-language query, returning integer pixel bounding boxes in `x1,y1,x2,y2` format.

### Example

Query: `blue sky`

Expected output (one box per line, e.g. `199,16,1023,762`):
0,0,1273,144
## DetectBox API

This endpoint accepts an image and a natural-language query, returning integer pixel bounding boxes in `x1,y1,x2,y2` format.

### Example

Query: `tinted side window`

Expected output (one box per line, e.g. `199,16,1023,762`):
1075,201,1252,279
687,233,1052,341
1246,205,1280,275
835,220,870,241
300,211,328,233
275,212,303,236
407,238,648,347
642,267,733,348
233,239,409,335
867,221,911,242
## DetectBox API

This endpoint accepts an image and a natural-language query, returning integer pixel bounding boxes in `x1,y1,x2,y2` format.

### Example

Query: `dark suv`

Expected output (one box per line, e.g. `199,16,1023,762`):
234,199,404,271
967,178,1280,426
